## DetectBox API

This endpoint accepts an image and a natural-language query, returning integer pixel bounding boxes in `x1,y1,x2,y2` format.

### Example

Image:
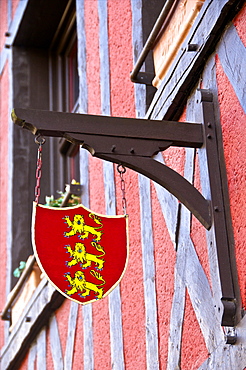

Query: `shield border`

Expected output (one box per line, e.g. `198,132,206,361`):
31,202,129,305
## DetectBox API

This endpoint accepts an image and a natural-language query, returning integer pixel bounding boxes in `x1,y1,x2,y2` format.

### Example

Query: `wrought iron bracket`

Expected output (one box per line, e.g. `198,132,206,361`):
11,89,240,327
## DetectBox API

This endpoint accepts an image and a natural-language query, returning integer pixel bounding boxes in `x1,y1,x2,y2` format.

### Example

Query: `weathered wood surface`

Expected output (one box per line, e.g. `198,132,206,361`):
0,278,64,370
166,36,245,367
132,1,160,368
196,48,246,368
76,0,88,116
165,93,224,367
139,175,160,370
198,314,246,369
50,315,64,370
147,0,245,121
103,145,126,369
98,0,111,117
175,200,223,353
37,328,46,370
0,0,28,74
24,300,78,370
76,1,95,369
98,1,125,369
64,302,79,370
167,267,186,370
167,100,195,368
28,340,37,370
217,23,246,113
83,305,94,370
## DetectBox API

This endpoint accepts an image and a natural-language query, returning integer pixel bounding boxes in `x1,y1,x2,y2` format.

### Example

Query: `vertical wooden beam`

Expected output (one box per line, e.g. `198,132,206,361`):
139,174,160,370
28,341,37,370
37,328,46,370
98,1,125,368
49,315,64,370
131,1,159,368
64,302,79,370
167,269,186,370
217,24,246,113
76,1,94,368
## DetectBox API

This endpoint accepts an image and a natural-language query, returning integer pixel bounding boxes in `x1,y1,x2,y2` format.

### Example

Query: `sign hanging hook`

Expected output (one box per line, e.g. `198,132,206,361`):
117,164,127,215
34,134,46,204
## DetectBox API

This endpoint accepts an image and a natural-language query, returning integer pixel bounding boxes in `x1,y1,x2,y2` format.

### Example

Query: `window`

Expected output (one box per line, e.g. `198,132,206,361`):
68,40,79,112
49,1,80,195
10,0,78,288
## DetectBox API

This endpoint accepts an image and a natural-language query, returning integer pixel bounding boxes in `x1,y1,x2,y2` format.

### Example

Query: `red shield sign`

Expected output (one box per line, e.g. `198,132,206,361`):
32,202,129,304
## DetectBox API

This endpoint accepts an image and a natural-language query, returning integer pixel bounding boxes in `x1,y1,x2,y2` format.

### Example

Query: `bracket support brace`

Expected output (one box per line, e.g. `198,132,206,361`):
11,89,240,326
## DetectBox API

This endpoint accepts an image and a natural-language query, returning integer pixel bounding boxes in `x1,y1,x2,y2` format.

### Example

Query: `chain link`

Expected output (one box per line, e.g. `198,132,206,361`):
34,135,46,203
117,164,127,215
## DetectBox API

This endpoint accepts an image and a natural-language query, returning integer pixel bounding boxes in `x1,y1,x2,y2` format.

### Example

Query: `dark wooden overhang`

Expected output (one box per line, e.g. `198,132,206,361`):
11,0,71,49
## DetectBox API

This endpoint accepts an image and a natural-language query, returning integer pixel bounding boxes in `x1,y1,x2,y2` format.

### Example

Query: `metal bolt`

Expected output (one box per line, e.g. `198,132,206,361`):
187,44,199,52
130,148,135,154
224,327,237,345
111,145,116,152
214,206,219,212
207,122,212,128
225,334,237,345
207,134,212,139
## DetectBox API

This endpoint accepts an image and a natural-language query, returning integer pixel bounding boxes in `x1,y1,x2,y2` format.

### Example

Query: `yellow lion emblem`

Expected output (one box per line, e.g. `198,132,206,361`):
65,270,105,299
65,242,105,270
64,213,103,241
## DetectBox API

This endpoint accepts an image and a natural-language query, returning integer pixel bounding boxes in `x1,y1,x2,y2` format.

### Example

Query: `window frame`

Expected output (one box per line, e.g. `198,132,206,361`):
3,0,78,322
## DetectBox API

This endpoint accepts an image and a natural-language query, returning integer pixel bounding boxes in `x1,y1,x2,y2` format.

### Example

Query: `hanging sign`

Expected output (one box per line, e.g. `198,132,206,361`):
32,202,129,304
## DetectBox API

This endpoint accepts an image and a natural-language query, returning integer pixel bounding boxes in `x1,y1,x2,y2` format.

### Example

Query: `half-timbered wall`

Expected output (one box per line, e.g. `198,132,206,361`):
1,1,246,369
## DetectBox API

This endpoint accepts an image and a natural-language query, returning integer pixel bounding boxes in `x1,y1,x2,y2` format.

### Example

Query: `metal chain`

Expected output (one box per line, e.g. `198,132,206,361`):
117,164,127,215
34,135,46,203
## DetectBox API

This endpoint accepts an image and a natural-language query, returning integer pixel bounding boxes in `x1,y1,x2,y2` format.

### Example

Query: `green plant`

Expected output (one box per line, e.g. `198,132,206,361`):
13,261,26,278
45,191,81,207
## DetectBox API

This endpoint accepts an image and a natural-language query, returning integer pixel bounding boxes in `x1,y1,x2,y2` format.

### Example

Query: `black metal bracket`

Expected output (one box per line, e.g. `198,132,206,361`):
11,89,240,327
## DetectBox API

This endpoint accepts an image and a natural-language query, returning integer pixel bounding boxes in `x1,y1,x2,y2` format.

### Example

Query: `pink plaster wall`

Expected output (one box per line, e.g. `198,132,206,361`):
108,0,135,118
0,0,7,50
12,0,19,20
150,111,186,367
234,3,246,46
55,300,71,357
85,0,101,117
46,323,55,370
181,292,208,369
2,2,245,369
107,0,148,368
107,1,146,369
152,110,210,369
216,55,246,308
